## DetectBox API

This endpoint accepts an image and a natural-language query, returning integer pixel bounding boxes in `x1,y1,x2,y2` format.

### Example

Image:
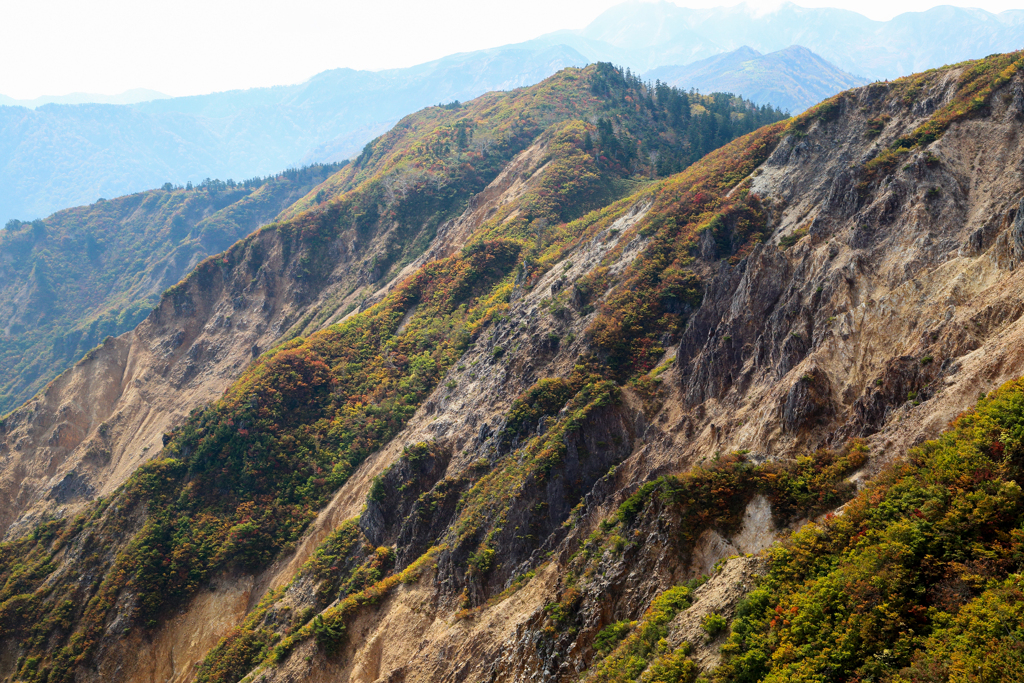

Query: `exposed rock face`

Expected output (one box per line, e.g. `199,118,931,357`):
658,68,1024,474
266,62,1024,682
781,367,835,433
6,57,1024,683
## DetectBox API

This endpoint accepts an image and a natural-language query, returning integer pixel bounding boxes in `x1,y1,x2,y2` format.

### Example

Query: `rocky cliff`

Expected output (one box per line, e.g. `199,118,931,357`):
2,53,1024,683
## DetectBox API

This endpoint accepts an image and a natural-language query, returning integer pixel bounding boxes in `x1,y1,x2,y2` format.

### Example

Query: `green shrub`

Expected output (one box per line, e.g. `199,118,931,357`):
310,614,345,654
701,613,727,638
778,227,809,250
368,476,386,502
467,548,496,576
594,620,633,654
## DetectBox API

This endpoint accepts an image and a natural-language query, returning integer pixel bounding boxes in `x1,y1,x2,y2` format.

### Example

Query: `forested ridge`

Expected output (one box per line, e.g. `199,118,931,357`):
0,164,345,415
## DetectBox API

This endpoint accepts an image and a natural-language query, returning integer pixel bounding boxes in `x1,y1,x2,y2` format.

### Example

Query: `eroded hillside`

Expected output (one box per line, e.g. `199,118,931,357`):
2,54,1024,683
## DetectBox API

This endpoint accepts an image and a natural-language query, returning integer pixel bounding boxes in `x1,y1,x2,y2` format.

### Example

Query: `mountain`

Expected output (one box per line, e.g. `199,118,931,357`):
1,51,1024,683
0,72,779,419
0,45,589,223
542,1,1024,80
4,1,1023,227
0,66,781,483
0,88,170,108
0,163,345,416
646,45,869,113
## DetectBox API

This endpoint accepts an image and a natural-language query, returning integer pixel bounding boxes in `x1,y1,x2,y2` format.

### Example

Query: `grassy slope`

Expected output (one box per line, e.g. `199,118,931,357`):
706,380,1024,682
557,374,1024,683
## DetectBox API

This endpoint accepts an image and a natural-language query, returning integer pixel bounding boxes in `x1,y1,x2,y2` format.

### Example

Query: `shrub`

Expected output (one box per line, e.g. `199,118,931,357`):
467,548,496,576
701,613,727,638
310,614,345,654
368,476,386,502
778,227,808,250
594,620,633,654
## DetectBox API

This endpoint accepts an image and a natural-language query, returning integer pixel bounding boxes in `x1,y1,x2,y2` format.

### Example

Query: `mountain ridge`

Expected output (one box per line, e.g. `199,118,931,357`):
2,51,1024,683
0,62,783,535
0,88,170,109
3,1,1022,223
0,45,591,222
0,164,346,416
646,44,869,113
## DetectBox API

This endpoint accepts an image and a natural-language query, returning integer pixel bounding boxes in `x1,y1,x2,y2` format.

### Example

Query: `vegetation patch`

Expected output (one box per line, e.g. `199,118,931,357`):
778,227,808,250
586,586,694,682
706,376,1024,682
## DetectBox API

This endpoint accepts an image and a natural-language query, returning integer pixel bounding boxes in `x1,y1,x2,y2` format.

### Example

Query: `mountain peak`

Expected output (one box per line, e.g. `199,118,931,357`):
646,44,867,112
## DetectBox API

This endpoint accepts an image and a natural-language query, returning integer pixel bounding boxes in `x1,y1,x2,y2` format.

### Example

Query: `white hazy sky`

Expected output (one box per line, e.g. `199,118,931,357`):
1,0,1021,99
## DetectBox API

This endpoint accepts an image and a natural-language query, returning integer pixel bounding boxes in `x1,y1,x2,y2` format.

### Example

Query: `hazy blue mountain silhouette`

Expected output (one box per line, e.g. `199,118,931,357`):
545,1,1024,79
646,45,868,113
0,89,169,108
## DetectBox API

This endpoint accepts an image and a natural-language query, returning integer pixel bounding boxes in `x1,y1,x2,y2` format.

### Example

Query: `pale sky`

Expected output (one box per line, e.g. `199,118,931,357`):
1,0,1022,99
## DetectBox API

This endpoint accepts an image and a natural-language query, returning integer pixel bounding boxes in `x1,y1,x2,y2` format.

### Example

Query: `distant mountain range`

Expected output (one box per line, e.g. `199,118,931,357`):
0,88,169,109
646,45,868,113
529,1,1024,80
1,1,1022,222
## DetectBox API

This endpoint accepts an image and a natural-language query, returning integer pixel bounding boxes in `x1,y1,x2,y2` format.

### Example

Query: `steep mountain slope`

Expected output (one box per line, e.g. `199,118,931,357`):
3,52,1024,683
646,45,868,113
0,164,345,415
0,60,781,530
